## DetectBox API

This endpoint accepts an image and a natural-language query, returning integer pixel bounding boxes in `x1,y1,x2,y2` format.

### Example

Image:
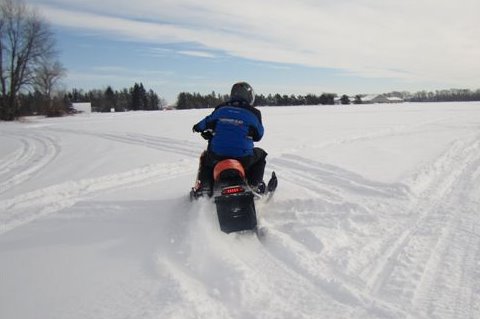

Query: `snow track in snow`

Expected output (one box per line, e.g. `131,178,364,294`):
46,127,201,157
157,202,399,319
0,161,191,235
259,113,480,317
358,133,480,316
0,130,60,194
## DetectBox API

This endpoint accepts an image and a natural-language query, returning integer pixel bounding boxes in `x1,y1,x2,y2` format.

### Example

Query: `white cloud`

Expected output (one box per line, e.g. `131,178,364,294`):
31,0,480,88
177,50,216,58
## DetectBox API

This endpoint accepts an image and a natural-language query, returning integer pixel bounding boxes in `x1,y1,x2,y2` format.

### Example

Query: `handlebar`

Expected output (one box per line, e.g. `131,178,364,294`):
200,129,214,140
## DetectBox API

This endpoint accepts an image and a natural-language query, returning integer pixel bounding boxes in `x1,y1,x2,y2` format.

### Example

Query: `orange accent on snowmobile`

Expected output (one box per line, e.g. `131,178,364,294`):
213,159,245,181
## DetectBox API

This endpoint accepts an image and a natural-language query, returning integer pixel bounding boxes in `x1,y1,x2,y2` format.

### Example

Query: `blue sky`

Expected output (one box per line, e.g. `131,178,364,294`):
25,0,480,104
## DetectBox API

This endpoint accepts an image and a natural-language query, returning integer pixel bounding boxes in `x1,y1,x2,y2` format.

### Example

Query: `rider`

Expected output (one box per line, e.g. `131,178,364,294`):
192,82,267,195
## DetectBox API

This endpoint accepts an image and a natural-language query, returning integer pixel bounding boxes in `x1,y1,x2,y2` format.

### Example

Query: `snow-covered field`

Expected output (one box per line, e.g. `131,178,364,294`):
1,102,480,319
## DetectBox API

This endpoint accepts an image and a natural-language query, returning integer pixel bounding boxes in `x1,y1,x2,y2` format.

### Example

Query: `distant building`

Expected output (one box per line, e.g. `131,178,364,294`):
361,95,404,104
72,102,92,113
385,96,404,103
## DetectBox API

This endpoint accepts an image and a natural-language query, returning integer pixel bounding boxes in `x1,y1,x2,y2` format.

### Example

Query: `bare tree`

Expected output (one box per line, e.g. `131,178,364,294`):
34,59,66,98
0,0,58,120
33,58,66,116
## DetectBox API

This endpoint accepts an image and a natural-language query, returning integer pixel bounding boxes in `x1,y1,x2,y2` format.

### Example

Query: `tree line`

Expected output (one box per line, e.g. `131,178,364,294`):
176,92,340,109
175,89,480,109
8,83,165,116
408,89,480,102
255,93,338,106
3,0,480,120
66,83,166,112
176,91,228,109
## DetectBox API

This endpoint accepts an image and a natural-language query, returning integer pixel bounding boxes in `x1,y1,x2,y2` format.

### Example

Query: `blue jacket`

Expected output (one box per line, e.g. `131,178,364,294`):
194,102,264,157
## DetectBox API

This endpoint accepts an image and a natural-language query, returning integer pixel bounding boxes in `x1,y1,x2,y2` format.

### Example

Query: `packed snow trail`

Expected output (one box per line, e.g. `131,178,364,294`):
1,103,480,319
0,130,60,194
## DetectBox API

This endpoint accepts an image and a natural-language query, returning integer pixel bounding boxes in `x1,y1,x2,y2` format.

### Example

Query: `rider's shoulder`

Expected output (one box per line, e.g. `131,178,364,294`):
214,102,261,122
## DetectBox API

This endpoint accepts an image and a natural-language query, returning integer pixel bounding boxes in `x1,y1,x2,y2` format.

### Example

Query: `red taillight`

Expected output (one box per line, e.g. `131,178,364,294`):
221,186,245,195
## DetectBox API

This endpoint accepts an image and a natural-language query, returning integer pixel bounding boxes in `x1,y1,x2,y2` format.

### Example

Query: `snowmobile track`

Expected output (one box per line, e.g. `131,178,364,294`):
362,134,480,315
0,130,60,195
0,161,191,235
46,128,200,158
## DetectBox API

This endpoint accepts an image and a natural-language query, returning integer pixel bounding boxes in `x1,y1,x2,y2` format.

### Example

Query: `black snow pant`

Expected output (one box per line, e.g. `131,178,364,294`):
196,148,267,190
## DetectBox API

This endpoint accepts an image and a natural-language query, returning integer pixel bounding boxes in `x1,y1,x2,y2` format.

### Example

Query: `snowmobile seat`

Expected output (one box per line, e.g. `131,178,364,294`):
213,159,247,188
213,159,245,181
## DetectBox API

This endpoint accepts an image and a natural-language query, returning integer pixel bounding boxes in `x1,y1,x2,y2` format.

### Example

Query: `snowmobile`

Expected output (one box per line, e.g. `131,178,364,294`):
190,133,277,234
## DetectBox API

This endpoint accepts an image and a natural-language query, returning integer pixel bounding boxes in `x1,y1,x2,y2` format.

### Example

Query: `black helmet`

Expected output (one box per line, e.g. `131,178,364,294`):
230,82,255,105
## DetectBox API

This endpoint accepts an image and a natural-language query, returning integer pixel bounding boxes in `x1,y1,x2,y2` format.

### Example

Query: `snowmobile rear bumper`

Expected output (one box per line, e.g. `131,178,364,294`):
214,192,257,233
